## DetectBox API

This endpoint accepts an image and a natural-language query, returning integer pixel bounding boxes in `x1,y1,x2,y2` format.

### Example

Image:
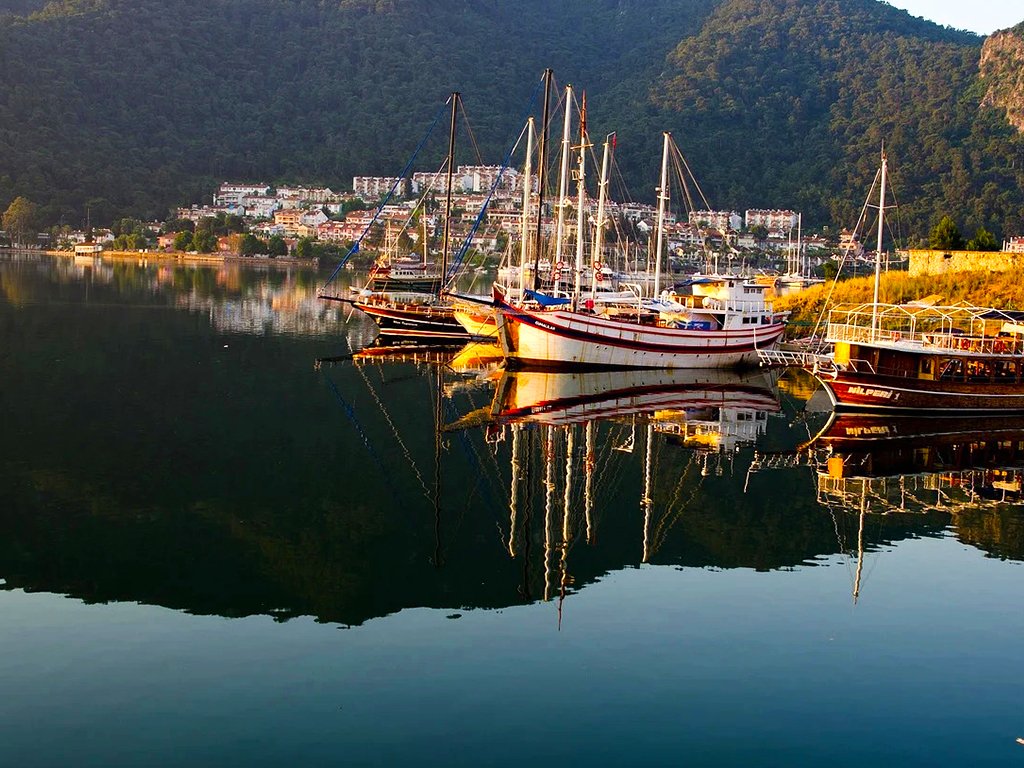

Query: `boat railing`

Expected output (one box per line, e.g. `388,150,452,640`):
920,333,1023,356
757,348,831,369
827,322,1022,355
847,357,877,374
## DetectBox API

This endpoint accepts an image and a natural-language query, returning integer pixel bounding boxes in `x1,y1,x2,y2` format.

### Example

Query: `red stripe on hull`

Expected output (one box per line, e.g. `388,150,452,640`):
821,371,1024,413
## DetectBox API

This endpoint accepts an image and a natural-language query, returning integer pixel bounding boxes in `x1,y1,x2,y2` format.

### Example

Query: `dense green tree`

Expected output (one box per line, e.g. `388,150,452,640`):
162,218,195,234
2,196,39,246
267,235,288,257
295,237,315,259
929,216,964,250
191,229,218,253
239,233,263,256
112,217,143,237
173,231,193,251
966,226,999,251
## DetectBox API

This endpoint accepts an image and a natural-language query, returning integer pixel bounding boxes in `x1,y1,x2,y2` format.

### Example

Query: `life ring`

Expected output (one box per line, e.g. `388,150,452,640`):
593,261,603,271
960,338,970,350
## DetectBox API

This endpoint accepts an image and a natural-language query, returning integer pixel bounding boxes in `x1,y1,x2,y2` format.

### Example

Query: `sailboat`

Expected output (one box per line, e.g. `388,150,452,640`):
778,149,1024,412
347,92,483,344
776,213,824,292
366,220,443,294
492,84,787,370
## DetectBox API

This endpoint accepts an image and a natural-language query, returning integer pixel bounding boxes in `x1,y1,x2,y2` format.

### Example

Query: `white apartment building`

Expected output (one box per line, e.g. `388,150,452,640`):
241,196,280,220
276,186,343,204
745,209,799,231
215,183,271,207
353,176,409,200
689,210,742,232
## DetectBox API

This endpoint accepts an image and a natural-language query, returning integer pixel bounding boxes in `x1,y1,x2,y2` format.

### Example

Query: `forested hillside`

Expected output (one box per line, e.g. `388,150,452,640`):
1,0,1022,240
655,0,1024,241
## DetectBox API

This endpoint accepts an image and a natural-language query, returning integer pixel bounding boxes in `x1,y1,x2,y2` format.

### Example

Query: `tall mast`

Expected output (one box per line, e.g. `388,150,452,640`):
871,145,887,334
572,93,589,310
553,84,574,295
797,212,803,277
653,132,671,297
532,69,554,293
519,118,535,297
591,133,612,297
440,91,459,297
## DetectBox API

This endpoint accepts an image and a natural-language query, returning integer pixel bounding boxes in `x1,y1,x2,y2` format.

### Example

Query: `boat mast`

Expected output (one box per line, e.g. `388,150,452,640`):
572,93,589,310
797,212,803,277
584,420,594,545
519,117,535,297
653,132,671,297
871,145,887,335
532,69,554,293
591,133,613,297
440,91,459,296
422,215,428,267
642,422,654,563
553,85,574,295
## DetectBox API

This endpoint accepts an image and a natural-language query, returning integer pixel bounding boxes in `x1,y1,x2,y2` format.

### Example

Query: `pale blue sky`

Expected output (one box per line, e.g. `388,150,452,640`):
885,0,1022,35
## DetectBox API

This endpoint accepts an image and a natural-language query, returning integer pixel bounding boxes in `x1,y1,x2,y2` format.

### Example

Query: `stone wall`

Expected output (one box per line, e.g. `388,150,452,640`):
907,249,1024,277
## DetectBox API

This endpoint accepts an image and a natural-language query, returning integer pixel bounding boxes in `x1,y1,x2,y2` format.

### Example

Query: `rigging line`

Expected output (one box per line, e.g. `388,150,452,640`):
353,361,431,498
445,83,543,285
808,167,880,342
322,372,403,508
321,98,449,291
671,139,714,215
457,99,485,167
441,396,506,514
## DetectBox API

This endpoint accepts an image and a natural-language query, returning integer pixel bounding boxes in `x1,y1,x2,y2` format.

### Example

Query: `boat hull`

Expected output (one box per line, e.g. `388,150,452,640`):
452,309,498,339
816,370,1024,413
496,303,785,370
354,300,469,343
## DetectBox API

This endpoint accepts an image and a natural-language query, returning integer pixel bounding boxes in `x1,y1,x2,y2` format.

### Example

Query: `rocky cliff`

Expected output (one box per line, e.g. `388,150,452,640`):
980,24,1024,133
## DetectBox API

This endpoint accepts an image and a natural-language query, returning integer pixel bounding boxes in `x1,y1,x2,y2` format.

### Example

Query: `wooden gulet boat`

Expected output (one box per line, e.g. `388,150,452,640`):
495,119,787,370
791,149,1024,413
812,302,1024,412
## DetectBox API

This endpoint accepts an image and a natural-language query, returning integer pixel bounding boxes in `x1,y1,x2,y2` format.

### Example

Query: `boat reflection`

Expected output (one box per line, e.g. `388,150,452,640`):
804,413,1024,573
808,413,1024,510
445,367,786,609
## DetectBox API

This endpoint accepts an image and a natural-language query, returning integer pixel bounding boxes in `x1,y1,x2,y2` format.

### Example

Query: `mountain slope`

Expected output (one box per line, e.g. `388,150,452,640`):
1,0,1022,241
0,0,717,224
653,0,1024,241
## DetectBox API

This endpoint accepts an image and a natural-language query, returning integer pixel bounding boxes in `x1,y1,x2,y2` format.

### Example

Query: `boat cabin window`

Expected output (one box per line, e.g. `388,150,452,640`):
993,359,1021,381
938,358,962,381
920,358,934,376
965,360,995,382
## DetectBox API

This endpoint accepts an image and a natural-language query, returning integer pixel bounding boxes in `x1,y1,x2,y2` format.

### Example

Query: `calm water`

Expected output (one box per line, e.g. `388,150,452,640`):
2,252,1023,767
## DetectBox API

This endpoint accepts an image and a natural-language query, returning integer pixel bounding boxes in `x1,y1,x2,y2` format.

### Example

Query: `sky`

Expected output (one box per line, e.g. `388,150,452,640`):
884,0,1022,35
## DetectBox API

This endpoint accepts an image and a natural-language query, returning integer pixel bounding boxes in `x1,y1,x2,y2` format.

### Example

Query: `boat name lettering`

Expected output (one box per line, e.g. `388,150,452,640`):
843,426,892,436
848,386,893,399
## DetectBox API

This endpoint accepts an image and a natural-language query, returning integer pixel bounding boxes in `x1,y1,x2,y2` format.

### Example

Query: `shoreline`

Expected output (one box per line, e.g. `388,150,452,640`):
40,248,317,267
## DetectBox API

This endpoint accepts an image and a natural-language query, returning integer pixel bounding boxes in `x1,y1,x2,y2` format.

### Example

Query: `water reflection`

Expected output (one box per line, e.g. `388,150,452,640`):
0,251,367,339
2,253,1024,627
804,413,1024,563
